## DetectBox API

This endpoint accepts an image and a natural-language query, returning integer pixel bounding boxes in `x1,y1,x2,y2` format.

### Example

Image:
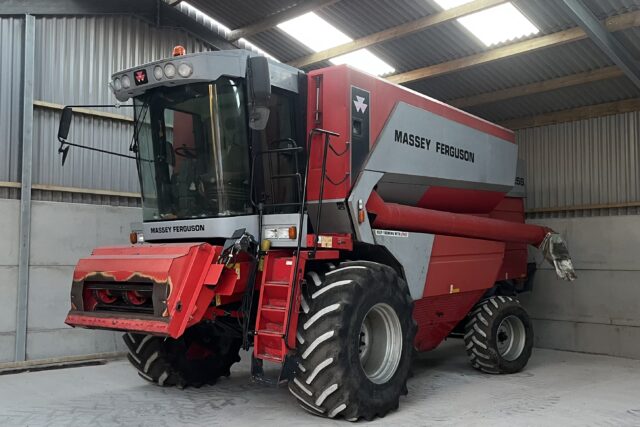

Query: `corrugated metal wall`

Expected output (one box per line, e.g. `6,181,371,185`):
34,16,211,106
518,111,640,218
0,17,24,200
30,16,212,205
0,14,218,206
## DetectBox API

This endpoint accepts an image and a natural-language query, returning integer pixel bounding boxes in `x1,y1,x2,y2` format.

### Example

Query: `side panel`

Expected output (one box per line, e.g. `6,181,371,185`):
413,290,485,351
364,102,518,195
423,235,505,297
412,235,506,352
372,229,434,299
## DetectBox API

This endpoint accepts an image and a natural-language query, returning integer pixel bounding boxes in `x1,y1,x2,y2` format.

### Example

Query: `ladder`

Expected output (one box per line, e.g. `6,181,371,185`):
253,252,300,363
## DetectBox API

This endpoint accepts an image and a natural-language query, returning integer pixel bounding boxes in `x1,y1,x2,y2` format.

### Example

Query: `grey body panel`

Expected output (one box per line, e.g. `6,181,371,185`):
364,102,518,195
142,213,307,247
347,170,384,244
111,50,300,102
376,179,428,206
373,229,435,300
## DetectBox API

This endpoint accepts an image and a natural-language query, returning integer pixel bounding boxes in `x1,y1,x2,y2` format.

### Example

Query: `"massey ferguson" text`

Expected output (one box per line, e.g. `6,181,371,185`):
149,224,205,234
394,130,475,163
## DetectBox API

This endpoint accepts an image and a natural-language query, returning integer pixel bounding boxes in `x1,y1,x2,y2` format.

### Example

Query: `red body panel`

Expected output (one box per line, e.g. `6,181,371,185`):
413,290,485,351
66,243,245,338
305,65,514,205
413,236,505,351
422,235,506,298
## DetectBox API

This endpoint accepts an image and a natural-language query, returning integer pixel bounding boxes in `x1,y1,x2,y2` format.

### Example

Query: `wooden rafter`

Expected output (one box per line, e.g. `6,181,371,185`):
227,0,340,41
449,66,625,108
386,10,640,85
500,98,640,130
287,0,505,68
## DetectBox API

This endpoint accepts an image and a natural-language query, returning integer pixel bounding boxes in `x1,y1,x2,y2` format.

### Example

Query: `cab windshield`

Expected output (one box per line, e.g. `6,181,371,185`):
134,79,252,221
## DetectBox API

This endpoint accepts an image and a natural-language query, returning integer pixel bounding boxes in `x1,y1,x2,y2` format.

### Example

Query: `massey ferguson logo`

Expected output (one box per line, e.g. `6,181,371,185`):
353,96,368,113
134,69,148,86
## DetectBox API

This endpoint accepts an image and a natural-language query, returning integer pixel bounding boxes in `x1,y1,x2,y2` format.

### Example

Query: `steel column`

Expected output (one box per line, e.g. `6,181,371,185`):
15,14,35,362
562,0,640,89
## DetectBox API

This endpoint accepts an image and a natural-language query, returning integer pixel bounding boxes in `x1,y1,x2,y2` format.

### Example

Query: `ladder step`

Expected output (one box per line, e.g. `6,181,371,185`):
265,280,290,286
258,329,284,335
271,173,301,179
257,353,284,363
257,330,283,337
258,322,285,334
261,305,286,311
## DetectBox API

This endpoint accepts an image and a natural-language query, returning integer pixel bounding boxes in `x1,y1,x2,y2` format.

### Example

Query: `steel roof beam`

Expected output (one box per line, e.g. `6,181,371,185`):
227,0,340,42
561,0,640,89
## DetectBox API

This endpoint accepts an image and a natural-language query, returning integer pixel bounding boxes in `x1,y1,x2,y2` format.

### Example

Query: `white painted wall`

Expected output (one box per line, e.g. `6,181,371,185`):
522,216,640,359
0,200,19,361
0,199,141,362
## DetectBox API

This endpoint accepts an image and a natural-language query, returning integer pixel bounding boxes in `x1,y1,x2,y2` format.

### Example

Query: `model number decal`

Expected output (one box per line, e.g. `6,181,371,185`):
375,230,409,238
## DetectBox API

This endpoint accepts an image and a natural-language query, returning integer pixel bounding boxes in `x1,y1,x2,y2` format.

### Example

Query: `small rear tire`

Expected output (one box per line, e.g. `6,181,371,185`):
123,325,242,388
464,295,533,374
289,261,416,421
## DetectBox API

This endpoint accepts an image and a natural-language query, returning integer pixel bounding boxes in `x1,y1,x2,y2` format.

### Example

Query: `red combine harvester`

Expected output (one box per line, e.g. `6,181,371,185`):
57,48,576,421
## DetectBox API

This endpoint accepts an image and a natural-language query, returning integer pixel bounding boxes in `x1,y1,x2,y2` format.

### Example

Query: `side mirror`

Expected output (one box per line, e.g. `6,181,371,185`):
247,56,271,131
58,106,73,141
54,103,137,167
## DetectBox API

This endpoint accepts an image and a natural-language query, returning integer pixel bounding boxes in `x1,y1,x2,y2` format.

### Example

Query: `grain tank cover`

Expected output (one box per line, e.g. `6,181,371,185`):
367,101,518,197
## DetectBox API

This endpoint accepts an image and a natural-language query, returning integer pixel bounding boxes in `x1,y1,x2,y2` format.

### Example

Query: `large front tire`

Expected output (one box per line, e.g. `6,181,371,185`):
289,261,416,421
123,325,242,388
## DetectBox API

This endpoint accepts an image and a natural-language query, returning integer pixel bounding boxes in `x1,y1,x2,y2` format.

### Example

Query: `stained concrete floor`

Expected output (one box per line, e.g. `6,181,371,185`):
1,340,640,426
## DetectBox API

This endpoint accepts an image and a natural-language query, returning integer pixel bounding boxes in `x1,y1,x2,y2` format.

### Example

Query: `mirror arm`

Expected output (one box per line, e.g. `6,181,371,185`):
63,104,135,109
57,138,137,166
56,103,137,166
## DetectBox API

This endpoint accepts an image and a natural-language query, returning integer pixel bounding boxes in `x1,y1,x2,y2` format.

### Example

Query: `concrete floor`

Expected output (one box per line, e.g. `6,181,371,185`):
2,341,640,426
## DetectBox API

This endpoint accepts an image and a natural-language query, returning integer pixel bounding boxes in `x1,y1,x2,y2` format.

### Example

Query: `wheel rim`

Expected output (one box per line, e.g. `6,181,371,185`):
496,315,526,361
358,303,403,384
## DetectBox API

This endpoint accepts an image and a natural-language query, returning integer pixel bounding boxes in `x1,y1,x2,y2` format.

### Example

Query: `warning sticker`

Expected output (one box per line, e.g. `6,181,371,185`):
318,235,333,248
374,230,409,238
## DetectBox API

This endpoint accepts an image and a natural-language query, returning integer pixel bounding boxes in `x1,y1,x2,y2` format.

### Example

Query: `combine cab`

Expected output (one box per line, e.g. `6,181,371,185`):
59,47,575,421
